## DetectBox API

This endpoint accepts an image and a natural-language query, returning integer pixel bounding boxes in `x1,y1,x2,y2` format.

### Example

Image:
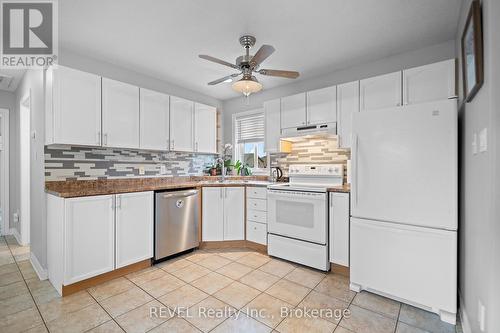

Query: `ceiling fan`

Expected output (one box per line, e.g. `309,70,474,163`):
199,35,300,97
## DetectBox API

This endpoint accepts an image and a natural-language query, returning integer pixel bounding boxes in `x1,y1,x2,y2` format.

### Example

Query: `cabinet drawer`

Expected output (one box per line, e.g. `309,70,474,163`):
247,221,267,245
247,198,267,211
247,209,267,224
247,187,267,200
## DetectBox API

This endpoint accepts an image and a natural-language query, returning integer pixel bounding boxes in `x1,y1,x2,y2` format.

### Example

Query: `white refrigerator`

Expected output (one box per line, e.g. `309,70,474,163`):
350,99,457,324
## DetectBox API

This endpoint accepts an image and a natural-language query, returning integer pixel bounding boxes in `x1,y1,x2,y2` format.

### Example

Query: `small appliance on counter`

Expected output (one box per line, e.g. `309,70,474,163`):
267,164,344,271
154,189,199,261
270,167,283,182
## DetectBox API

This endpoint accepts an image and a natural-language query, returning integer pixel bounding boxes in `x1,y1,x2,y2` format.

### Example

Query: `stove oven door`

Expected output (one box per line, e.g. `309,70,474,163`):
267,189,327,244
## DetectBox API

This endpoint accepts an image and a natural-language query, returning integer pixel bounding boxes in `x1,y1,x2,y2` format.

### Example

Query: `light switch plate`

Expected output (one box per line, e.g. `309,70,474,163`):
139,166,145,175
479,128,488,153
472,132,478,155
160,165,167,174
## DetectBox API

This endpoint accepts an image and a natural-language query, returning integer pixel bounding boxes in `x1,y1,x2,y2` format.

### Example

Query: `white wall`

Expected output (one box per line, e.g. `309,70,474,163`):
457,1,500,332
0,91,15,235
14,70,45,264
222,40,455,143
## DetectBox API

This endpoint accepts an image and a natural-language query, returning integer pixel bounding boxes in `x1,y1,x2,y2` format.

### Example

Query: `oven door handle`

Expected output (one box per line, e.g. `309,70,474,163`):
267,190,326,200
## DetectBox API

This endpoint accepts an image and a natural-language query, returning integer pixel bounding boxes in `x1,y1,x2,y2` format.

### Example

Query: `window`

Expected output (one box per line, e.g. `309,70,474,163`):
233,110,267,172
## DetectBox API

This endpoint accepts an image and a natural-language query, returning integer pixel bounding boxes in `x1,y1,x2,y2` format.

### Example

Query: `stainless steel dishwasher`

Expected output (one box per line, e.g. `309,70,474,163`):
155,189,199,261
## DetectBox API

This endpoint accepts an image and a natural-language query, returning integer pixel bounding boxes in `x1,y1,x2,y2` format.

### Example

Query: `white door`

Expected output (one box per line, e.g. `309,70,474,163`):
264,99,281,153
351,218,457,317
336,81,359,148
139,89,169,151
194,103,217,154
351,100,457,230
115,191,153,268
170,96,194,152
281,93,306,128
306,86,336,125
102,78,140,149
267,190,327,244
202,187,224,241
51,66,101,146
329,192,350,266
359,71,402,111
223,187,244,240
403,59,456,105
64,195,115,284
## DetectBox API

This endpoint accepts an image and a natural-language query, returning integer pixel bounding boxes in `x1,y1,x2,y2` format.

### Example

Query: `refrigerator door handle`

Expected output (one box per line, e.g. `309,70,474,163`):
352,134,359,208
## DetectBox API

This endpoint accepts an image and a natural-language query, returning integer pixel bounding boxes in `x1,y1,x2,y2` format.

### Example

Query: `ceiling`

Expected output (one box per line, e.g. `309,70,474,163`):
60,0,462,100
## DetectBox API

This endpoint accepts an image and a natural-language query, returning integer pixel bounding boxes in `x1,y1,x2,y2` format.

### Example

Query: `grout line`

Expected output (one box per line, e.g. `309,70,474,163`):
84,291,128,333
3,236,50,333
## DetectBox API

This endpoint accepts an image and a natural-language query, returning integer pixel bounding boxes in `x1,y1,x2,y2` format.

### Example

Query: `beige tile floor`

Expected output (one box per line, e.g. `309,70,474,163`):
0,235,463,333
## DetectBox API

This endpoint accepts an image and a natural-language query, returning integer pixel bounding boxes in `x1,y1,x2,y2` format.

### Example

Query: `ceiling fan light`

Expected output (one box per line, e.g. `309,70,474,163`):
232,76,262,97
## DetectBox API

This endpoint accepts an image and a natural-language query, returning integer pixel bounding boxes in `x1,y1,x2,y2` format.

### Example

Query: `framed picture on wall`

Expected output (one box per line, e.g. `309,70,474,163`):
461,0,484,102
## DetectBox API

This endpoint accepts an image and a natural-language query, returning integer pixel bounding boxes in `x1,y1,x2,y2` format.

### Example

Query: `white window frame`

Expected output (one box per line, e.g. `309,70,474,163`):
232,109,268,174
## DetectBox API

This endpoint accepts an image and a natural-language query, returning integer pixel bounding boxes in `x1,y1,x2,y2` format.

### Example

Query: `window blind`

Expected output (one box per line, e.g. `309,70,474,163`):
235,112,264,143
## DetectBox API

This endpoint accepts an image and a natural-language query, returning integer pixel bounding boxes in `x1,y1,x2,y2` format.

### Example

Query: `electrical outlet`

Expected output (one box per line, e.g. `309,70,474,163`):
472,132,478,155
479,128,488,153
160,165,167,174
13,212,19,224
478,300,486,331
138,166,145,175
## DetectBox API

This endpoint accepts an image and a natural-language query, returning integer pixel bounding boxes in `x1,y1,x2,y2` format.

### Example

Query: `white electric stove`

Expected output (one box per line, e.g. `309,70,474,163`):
267,164,344,271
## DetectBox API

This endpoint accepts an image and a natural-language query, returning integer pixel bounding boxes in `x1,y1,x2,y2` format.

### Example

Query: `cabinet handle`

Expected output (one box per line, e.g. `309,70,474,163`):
166,139,170,150
97,131,101,145
117,196,122,209
220,188,223,199
171,139,175,150
103,133,108,146
225,188,227,198
195,142,198,152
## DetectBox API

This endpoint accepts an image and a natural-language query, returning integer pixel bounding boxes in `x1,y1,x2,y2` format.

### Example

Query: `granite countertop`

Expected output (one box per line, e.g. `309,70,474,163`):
45,176,275,198
326,184,351,193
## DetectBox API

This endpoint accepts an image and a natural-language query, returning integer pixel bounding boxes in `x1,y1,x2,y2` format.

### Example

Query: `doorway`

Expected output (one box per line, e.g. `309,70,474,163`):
19,94,30,245
0,108,9,236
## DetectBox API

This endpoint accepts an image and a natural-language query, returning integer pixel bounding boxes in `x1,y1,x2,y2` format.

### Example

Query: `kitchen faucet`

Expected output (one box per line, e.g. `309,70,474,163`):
216,156,225,182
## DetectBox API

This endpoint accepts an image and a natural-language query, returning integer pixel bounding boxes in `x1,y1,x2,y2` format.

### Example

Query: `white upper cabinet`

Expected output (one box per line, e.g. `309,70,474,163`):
264,99,281,153
359,71,402,111
139,89,170,151
403,59,456,105
337,81,359,148
194,103,217,154
48,66,102,146
64,195,115,285
170,96,194,152
115,191,153,269
223,187,245,240
281,92,307,128
102,78,140,148
306,86,337,125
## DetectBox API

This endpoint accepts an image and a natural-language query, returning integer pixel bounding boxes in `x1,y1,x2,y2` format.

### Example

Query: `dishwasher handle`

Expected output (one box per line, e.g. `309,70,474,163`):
160,189,198,199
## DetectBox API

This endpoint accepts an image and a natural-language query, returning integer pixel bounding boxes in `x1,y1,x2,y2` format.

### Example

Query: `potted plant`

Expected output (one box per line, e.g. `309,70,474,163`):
234,160,252,176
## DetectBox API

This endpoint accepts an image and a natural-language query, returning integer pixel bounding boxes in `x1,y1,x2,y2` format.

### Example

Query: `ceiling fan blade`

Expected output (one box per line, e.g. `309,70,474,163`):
207,73,240,85
250,45,275,67
199,55,238,69
258,69,299,79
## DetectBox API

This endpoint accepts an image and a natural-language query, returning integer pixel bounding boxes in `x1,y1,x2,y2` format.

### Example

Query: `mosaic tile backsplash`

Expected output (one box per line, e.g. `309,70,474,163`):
270,136,350,180
45,145,216,181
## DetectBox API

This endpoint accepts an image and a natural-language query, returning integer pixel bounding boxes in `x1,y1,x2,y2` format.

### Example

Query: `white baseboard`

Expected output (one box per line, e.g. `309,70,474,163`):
30,252,48,280
10,228,22,245
459,291,472,333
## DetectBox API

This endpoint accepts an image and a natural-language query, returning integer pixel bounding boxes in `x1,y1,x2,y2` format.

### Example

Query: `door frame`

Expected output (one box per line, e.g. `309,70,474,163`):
19,93,30,245
0,108,9,236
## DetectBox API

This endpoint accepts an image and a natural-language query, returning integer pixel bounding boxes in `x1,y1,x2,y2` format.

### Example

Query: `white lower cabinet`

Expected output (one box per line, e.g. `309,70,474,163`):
246,186,267,245
64,195,115,285
115,192,154,268
329,192,350,267
202,187,244,241
47,191,154,294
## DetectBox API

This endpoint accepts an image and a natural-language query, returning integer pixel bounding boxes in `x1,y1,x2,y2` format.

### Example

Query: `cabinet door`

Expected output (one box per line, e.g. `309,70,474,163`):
115,191,154,268
281,93,306,128
337,81,359,148
329,192,350,267
264,99,281,153
102,78,140,148
224,187,245,240
307,86,337,125
359,71,402,111
194,103,217,154
51,66,101,146
170,96,194,152
202,187,224,241
403,59,456,105
140,89,169,151
64,195,114,284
